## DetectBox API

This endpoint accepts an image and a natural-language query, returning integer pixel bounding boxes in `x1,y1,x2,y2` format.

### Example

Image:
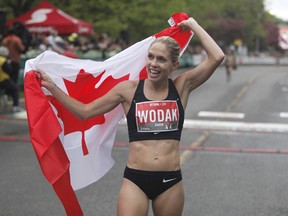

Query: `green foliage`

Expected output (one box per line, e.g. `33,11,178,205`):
0,0,36,17
1,0,286,51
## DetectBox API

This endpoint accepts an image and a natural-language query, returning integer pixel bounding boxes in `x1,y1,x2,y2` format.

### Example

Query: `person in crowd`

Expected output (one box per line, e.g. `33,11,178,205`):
224,49,237,82
46,31,79,58
36,17,224,216
68,32,81,51
0,46,23,112
2,23,26,84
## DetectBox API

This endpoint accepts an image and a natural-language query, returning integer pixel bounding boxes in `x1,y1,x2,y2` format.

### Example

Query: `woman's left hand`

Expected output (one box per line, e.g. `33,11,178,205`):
177,17,198,32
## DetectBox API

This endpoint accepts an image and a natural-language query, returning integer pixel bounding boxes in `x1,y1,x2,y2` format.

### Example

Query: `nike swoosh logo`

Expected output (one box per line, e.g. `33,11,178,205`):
162,178,177,183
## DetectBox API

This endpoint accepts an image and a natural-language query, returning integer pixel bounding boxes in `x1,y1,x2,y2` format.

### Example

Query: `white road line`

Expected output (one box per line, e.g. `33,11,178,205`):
8,113,288,133
280,112,288,118
198,111,245,119
184,119,288,133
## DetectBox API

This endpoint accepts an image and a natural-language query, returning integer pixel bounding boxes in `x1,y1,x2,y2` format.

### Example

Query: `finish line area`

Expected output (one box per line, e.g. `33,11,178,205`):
2,110,288,134
183,119,288,134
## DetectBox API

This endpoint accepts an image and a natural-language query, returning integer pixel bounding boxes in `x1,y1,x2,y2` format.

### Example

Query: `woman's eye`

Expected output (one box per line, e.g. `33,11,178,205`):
148,55,153,60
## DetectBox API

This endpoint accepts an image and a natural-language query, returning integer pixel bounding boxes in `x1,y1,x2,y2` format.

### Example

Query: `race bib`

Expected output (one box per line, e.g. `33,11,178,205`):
135,101,179,132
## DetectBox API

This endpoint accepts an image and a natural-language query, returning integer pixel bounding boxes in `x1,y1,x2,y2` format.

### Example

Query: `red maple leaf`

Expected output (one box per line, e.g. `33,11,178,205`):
47,69,129,155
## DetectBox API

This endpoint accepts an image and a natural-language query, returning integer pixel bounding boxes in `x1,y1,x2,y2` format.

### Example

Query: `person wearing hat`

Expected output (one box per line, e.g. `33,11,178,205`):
0,46,23,112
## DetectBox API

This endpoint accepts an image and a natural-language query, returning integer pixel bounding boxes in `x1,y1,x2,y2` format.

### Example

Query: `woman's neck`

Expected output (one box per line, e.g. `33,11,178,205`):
144,79,169,100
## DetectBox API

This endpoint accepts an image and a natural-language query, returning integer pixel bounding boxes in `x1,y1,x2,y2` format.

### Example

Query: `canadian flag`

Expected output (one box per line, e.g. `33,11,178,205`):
24,12,193,215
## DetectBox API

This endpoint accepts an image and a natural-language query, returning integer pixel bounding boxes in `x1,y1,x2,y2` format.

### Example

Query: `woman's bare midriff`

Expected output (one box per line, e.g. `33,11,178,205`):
126,139,181,171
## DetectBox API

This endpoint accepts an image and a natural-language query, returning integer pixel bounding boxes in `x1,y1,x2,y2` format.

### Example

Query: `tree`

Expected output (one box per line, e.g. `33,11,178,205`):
0,0,37,17
1,0,285,52
23,0,185,41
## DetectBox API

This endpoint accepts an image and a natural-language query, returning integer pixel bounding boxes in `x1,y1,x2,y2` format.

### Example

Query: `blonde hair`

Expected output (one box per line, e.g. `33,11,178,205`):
149,36,180,63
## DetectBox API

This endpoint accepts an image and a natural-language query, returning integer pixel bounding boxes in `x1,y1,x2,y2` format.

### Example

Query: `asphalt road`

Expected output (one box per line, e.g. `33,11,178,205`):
1,65,288,216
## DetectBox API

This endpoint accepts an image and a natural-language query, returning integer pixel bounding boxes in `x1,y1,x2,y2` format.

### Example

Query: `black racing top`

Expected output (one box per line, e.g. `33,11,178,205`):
126,79,184,142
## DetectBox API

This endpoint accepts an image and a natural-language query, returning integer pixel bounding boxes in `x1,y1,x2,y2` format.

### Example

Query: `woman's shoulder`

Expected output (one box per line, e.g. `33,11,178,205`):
114,79,139,94
117,79,139,88
114,80,140,105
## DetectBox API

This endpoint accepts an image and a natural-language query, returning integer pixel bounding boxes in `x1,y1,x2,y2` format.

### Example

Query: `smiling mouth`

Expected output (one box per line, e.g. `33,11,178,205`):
149,69,160,75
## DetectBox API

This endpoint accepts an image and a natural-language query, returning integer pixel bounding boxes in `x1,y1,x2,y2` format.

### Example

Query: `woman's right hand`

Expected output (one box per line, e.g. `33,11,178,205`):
35,70,56,91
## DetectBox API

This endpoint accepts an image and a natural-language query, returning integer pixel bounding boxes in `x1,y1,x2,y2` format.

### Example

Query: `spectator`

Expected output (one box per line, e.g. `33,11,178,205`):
2,24,26,83
0,46,23,112
224,49,237,82
68,32,81,51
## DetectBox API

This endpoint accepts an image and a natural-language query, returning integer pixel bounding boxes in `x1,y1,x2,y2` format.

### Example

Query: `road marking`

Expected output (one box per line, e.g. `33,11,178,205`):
3,113,287,134
198,111,245,119
2,136,288,156
180,75,276,164
180,131,209,165
112,118,288,133
0,136,30,142
280,112,288,118
225,76,257,112
184,119,288,133
179,145,288,155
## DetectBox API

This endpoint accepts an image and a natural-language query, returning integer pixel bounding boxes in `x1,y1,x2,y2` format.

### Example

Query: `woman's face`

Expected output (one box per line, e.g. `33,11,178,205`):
146,42,178,81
